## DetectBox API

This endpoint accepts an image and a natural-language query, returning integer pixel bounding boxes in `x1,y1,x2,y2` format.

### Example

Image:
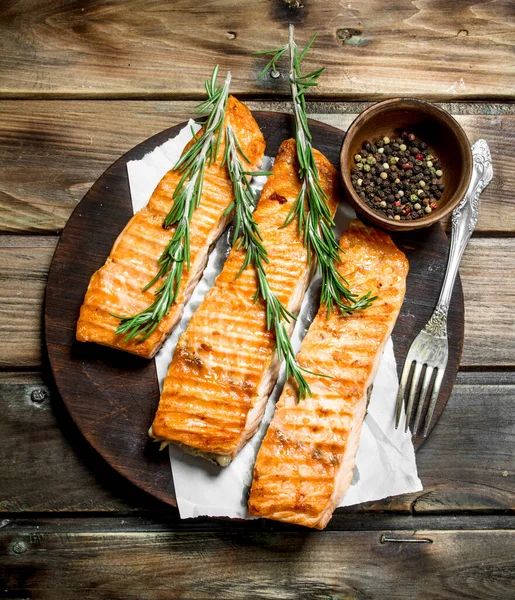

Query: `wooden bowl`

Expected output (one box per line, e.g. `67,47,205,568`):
340,98,473,231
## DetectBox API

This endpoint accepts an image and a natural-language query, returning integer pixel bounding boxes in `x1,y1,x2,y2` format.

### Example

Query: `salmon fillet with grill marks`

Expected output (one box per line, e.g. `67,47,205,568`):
248,220,409,529
150,139,342,463
76,96,265,359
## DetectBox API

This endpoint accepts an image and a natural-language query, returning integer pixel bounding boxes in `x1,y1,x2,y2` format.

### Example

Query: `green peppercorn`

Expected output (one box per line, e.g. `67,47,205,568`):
414,202,421,210
363,164,371,172
410,194,418,201
426,160,433,167
367,156,376,165
357,163,364,171
399,144,407,152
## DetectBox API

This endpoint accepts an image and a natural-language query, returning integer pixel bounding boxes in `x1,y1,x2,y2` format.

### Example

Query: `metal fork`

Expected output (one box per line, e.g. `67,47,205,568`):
395,139,493,436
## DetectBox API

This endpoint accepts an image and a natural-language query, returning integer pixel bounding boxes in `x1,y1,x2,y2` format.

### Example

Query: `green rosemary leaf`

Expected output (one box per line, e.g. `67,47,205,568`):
241,170,273,176
298,32,318,62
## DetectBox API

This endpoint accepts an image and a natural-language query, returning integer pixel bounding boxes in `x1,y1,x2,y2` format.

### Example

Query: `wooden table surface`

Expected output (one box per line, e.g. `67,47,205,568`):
1,1,514,598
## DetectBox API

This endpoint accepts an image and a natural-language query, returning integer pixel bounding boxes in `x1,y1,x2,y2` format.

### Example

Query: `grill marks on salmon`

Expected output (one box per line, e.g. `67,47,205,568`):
76,96,265,359
248,220,409,529
150,139,342,462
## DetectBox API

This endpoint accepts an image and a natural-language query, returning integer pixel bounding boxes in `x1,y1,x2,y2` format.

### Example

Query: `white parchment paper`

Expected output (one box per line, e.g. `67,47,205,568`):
126,121,422,520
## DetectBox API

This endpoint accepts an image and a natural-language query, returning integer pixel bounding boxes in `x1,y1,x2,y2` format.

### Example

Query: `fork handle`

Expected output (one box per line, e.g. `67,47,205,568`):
427,140,493,335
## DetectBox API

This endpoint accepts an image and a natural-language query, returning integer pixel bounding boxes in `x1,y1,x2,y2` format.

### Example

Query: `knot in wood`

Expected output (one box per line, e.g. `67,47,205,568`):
12,540,27,554
31,388,49,403
337,28,362,43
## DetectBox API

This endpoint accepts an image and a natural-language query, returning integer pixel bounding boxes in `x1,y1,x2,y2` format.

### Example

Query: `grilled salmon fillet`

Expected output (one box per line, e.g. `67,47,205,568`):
150,139,342,463
248,220,409,529
76,96,265,358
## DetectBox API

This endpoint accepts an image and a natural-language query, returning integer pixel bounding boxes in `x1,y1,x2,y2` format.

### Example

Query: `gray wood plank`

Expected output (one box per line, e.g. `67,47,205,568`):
1,0,514,100
1,527,514,599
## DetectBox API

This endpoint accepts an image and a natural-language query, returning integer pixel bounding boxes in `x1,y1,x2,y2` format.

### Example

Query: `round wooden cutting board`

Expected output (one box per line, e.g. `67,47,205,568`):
45,113,464,508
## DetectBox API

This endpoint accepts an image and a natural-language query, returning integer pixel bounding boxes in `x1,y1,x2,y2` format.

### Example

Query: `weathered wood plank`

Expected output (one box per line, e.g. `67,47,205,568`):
1,237,512,369
0,371,162,513
4,513,515,534
460,238,515,367
0,372,513,513
0,101,193,233
1,0,514,101
0,241,56,369
0,101,513,233
1,528,514,600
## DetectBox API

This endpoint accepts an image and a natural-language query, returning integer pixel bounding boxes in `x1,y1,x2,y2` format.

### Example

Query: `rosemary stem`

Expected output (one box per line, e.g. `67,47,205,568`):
113,69,232,343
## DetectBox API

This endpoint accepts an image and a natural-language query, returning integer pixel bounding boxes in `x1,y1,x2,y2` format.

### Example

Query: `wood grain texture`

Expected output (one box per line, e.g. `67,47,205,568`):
0,238,56,369
0,235,509,370
0,101,514,234
0,374,161,513
43,113,463,506
1,371,513,514
460,238,515,368
1,0,514,100
1,527,515,599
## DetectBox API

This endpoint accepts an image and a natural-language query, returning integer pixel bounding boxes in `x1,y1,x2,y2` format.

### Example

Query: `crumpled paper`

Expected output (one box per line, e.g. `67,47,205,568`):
126,121,422,520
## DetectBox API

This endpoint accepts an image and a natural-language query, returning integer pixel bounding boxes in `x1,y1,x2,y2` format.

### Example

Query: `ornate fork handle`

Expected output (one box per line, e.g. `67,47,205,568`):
424,140,493,338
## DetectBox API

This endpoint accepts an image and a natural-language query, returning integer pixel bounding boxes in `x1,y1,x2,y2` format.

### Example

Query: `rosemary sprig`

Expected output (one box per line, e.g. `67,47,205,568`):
223,124,327,400
114,67,231,342
255,26,376,317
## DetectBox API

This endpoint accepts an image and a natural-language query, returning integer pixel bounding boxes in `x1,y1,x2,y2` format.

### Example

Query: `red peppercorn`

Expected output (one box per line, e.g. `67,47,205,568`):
408,133,416,141
416,153,423,161
394,200,401,207
401,163,411,170
431,201,438,209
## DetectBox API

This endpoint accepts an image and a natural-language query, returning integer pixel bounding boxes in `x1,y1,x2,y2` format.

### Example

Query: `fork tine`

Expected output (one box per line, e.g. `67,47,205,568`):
413,366,434,434
395,359,413,428
405,362,422,433
423,368,444,437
